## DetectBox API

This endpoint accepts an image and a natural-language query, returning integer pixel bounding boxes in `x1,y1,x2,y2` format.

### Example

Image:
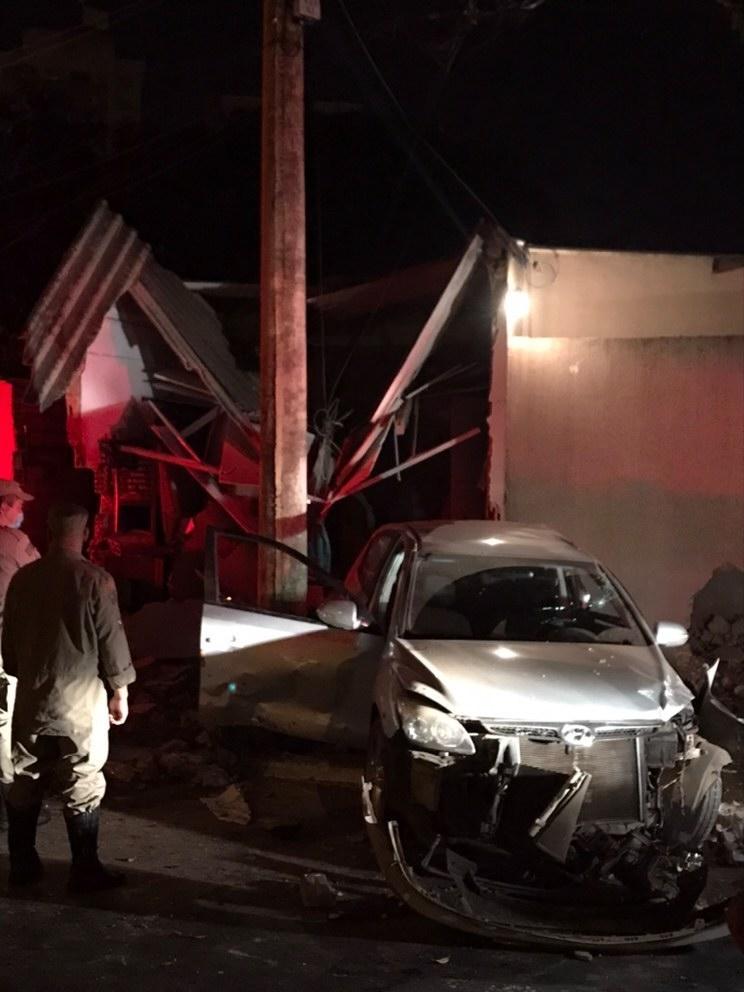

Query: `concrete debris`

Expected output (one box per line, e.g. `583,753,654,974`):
201,784,252,826
573,950,594,962
714,802,744,866
299,872,339,909
689,567,744,716
691,567,744,628
153,736,237,785
107,722,238,790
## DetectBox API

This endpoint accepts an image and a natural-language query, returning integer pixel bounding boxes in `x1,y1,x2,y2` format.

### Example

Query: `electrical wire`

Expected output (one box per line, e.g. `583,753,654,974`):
326,1,478,403
0,0,164,71
0,123,229,257
334,0,525,262
0,115,213,206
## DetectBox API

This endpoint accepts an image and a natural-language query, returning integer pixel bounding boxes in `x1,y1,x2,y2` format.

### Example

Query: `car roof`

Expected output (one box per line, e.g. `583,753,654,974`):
393,520,594,563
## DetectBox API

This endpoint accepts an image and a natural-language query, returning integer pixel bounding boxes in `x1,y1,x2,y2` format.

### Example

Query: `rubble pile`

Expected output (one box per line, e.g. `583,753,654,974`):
108,722,239,792
689,566,744,717
714,801,744,866
201,783,252,825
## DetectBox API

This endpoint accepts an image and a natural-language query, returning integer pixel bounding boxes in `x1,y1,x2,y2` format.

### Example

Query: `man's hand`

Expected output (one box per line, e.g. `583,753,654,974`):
109,687,129,726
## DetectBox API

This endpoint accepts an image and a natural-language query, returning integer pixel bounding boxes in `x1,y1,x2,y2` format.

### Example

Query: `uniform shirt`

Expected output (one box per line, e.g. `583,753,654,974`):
0,526,40,643
1,548,136,740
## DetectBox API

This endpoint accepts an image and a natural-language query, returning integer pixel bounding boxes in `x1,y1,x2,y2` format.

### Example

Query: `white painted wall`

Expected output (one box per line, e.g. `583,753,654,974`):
521,249,744,339
70,305,152,468
505,335,744,624
495,247,744,622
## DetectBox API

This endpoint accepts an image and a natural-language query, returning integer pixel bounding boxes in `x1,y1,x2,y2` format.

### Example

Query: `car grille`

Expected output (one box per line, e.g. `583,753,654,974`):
517,737,642,823
480,723,655,742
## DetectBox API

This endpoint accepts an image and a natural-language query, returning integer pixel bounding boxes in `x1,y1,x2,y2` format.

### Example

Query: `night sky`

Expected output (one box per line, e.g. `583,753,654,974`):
0,0,742,355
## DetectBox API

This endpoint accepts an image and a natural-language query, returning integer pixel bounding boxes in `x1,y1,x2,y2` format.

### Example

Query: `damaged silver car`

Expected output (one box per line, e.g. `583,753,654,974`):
200,521,734,950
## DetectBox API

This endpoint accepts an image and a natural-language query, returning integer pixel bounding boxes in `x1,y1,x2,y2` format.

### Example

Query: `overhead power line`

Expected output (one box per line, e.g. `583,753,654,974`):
334,0,526,260
0,0,164,71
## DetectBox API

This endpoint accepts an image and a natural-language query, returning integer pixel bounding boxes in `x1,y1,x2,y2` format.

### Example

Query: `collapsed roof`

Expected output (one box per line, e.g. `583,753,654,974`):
23,200,258,427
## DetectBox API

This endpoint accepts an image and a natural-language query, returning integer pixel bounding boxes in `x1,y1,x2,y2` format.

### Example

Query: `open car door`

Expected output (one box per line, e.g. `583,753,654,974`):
199,528,383,746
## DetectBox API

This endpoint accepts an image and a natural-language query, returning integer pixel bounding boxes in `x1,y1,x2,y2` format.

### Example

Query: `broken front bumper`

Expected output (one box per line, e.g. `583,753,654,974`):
361,776,731,952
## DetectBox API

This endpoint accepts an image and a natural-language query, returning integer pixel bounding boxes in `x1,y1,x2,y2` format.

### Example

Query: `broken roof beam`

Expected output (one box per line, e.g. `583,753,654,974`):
328,426,480,506
130,262,259,431
371,233,484,424
144,401,256,534
118,445,221,475
329,233,483,498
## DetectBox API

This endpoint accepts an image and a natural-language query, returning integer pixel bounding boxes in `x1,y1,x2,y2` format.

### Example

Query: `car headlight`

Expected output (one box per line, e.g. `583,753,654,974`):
397,698,475,755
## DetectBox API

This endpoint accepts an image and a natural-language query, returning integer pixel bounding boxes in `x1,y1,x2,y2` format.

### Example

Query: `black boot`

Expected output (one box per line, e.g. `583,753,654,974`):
2,786,50,829
65,808,125,893
7,802,44,887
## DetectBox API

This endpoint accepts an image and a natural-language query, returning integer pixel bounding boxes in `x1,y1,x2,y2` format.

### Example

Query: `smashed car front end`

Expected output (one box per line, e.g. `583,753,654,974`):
363,674,731,949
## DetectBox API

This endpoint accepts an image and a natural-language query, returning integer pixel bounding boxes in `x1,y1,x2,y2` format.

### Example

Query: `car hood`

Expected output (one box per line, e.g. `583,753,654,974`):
394,639,693,726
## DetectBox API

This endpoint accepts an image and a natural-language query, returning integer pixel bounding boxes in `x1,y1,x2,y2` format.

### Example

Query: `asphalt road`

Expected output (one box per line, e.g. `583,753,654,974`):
2,751,744,992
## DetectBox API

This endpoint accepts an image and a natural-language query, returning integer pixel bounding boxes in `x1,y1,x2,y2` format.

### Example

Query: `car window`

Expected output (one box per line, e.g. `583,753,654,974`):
405,554,647,645
208,531,345,619
352,532,397,603
371,546,405,631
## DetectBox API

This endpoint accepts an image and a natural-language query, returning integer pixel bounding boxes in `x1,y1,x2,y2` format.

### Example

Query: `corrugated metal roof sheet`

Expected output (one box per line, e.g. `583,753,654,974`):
131,260,258,428
24,202,149,411
23,201,259,422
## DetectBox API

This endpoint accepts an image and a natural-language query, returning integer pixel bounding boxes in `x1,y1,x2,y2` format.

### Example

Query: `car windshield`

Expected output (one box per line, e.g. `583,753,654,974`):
405,554,648,645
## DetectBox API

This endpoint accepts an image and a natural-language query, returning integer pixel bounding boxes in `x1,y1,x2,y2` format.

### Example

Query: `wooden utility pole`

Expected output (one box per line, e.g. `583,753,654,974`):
259,0,318,611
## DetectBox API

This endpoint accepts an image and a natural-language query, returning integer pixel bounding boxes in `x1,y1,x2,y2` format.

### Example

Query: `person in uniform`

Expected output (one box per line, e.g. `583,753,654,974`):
0,479,39,828
2,503,136,891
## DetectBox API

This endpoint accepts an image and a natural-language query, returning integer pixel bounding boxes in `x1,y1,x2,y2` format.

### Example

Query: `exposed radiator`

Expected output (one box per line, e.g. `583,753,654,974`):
517,737,642,823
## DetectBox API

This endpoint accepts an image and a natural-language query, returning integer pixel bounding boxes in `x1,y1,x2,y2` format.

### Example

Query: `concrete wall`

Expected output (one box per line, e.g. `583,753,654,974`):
523,249,744,340
506,335,744,624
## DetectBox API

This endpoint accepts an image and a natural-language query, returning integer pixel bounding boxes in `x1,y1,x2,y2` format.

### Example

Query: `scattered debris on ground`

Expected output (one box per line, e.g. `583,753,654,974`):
201,784,252,825
299,871,340,909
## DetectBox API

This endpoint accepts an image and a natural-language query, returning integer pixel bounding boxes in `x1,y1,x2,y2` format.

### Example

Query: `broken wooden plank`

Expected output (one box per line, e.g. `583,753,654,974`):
144,401,256,533
181,406,220,438
328,427,480,505
119,444,221,475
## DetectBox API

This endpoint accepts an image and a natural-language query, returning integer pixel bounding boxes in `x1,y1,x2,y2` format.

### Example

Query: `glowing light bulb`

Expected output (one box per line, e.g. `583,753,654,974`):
503,288,530,325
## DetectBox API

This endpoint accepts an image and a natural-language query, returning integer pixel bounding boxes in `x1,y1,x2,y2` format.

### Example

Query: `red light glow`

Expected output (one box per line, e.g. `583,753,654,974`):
0,381,15,477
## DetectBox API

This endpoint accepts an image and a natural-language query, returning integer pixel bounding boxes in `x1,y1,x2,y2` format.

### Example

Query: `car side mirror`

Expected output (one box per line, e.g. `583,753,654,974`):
317,598,361,631
654,621,688,648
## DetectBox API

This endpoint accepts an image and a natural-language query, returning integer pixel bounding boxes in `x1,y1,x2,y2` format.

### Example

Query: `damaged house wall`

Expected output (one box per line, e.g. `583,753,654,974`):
20,203,492,610
19,202,261,604
501,249,744,623
66,302,154,470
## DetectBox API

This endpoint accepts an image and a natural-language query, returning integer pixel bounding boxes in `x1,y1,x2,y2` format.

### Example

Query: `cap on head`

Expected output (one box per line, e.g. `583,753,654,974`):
0,479,33,502
48,503,90,540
